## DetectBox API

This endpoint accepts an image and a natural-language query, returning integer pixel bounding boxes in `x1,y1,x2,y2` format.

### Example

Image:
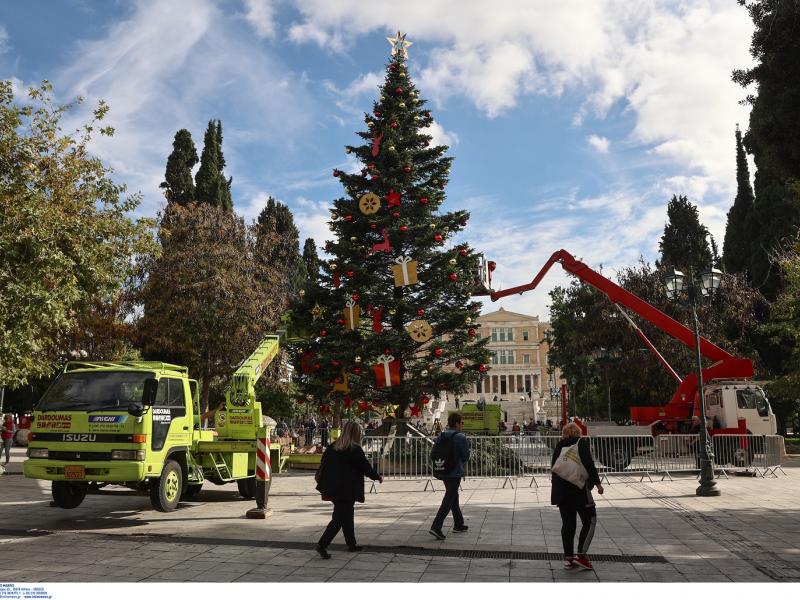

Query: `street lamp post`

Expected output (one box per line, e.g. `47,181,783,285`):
663,266,723,497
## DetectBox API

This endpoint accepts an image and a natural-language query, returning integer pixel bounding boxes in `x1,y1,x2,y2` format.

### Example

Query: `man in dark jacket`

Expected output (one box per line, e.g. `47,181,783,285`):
429,412,470,540
551,423,604,571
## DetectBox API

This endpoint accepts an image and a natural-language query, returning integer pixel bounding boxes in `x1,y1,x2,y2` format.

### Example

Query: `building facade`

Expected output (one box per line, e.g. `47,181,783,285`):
459,307,565,420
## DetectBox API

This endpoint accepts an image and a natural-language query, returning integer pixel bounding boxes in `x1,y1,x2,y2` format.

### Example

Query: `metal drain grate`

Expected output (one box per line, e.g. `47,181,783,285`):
0,528,53,538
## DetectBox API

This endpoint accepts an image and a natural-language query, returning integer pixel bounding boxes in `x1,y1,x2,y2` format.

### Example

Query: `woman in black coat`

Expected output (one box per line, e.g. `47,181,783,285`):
551,422,603,571
315,421,382,559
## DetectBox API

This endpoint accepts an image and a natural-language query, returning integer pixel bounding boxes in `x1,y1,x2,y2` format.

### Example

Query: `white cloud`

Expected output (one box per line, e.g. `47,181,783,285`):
587,134,609,154
53,0,315,218
422,120,458,148
243,0,278,39
284,0,754,201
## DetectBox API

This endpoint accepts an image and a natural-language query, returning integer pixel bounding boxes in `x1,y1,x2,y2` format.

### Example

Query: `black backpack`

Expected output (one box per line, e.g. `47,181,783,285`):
431,431,457,479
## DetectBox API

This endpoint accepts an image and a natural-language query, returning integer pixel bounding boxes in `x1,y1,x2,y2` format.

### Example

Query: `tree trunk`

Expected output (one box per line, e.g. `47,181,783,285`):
200,376,211,416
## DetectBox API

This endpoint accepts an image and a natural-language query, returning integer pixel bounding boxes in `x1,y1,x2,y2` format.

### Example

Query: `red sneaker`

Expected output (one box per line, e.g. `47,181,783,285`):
573,555,593,570
563,556,576,570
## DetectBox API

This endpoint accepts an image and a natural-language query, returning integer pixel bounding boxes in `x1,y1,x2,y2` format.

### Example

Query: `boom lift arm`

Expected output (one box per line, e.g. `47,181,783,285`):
489,250,753,410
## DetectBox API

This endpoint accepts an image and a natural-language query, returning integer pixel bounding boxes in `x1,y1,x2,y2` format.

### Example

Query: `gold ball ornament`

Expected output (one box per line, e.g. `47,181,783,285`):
421,369,428,377
355,356,362,363
389,145,396,152
345,147,352,154
388,308,396,315
367,121,375,127
298,289,305,296
465,317,472,324
406,319,434,343
358,192,381,215
330,263,338,270
350,236,358,242
429,223,436,229
331,211,338,220
399,102,406,108
415,115,421,121
449,258,457,266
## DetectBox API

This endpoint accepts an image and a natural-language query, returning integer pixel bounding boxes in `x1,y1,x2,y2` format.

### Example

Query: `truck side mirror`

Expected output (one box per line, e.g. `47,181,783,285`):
142,378,158,407
128,404,144,417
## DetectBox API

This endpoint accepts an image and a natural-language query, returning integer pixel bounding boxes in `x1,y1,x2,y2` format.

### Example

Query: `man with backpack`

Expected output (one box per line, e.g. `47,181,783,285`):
429,412,470,540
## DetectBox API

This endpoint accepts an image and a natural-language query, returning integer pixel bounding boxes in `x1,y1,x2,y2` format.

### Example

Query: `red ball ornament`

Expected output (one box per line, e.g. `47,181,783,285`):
468,328,477,337
374,110,381,117
459,248,468,257
297,398,305,405
420,395,430,405
400,225,408,232
416,308,425,317
319,329,328,337
392,211,401,219
389,64,397,72
358,400,370,412
343,396,353,408
368,163,376,170
352,293,360,302
352,367,362,375
448,272,458,281
395,87,404,95
390,121,398,129
331,360,341,367
424,111,431,118
344,215,353,222
337,318,345,326
314,363,321,370
434,234,443,242
370,223,377,230
384,348,392,355
403,165,412,173
479,364,488,373
371,174,379,180
346,270,354,277
488,261,497,272
332,169,340,177
434,348,443,357
455,361,464,369
419,197,429,204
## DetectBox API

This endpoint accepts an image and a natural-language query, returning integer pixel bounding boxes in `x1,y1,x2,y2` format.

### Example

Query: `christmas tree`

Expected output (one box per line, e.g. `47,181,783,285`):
292,33,491,427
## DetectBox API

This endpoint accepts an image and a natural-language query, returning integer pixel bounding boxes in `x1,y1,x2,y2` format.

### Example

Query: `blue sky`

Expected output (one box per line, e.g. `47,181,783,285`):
0,0,755,320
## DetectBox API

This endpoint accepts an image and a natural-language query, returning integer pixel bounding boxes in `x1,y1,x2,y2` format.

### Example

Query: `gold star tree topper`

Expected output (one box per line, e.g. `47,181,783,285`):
387,31,412,59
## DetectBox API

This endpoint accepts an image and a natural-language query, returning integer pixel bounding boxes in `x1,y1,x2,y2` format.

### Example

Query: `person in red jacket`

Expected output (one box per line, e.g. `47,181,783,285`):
2,415,15,464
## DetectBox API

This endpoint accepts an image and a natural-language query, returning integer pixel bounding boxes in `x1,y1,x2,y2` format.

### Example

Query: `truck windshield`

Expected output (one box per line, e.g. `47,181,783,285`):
736,388,770,418
37,372,151,412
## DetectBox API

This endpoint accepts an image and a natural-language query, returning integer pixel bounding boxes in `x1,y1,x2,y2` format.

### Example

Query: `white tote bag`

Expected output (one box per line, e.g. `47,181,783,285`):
551,440,589,488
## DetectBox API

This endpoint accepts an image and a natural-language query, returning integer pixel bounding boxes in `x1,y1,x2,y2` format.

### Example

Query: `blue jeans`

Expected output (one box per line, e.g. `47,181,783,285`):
431,477,463,531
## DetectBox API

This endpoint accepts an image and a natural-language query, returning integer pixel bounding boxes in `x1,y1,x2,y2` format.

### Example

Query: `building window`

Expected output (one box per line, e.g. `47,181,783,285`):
523,354,530,364
476,378,483,394
523,330,529,341
491,328,498,342
500,375,507,395
496,350,514,364
524,375,532,393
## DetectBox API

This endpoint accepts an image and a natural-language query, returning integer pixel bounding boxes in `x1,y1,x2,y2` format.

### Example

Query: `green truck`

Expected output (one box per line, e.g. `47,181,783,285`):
452,404,502,434
24,335,281,512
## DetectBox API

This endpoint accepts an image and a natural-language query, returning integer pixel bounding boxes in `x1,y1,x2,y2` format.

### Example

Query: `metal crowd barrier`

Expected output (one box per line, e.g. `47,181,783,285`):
358,433,786,491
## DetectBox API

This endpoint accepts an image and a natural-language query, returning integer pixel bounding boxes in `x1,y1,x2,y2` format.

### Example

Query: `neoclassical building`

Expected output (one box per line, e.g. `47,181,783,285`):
460,308,565,420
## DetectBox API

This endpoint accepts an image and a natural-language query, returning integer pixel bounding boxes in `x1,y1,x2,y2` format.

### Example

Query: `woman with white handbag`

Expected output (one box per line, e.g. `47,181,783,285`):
551,422,604,571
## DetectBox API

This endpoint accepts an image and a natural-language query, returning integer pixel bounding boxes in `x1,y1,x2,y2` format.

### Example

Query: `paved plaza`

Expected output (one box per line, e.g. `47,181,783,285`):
1,446,799,583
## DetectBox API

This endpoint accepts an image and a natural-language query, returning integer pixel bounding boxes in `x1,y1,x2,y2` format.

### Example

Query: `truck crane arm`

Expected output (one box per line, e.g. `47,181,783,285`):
489,250,753,410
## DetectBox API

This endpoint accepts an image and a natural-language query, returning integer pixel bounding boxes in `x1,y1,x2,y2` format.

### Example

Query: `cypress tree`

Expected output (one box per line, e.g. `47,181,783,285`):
194,120,233,211
722,125,755,274
658,195,713,275
302,238,320,283
733,0,800,300
160,129,198,205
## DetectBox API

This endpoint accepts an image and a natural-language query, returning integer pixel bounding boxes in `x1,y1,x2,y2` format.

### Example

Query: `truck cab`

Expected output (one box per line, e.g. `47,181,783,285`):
704,382,777,436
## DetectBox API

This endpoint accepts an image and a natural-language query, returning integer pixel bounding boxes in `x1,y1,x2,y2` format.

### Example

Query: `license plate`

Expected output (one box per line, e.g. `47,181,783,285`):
64,465,85,480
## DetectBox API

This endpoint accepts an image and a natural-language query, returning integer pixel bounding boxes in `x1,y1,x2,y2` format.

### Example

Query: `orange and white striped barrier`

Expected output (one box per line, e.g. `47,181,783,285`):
256,435,271,482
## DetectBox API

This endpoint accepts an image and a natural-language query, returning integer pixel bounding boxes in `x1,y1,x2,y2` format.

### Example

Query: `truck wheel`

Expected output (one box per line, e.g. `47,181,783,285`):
237,477,256,499
182,483,203,499
52,481,87,509
150,460,183,512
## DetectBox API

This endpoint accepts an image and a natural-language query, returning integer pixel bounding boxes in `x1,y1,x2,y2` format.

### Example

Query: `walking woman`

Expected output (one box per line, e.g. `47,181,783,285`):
315,421,382,559
551,422,603,571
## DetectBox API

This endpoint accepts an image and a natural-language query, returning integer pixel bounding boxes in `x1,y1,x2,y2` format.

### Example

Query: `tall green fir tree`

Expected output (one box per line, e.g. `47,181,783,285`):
254,197,305,306
160,129,198,205
194,119,233,211
733,0,800,301
658,195,713,275
291,35,490,425
722,126,755,274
